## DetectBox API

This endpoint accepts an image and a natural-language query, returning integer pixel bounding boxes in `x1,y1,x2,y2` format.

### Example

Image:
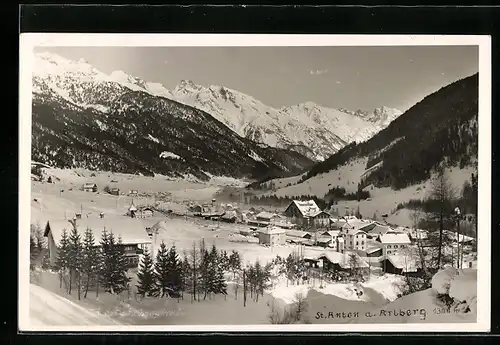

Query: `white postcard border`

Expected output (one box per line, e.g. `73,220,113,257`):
18,33,491,333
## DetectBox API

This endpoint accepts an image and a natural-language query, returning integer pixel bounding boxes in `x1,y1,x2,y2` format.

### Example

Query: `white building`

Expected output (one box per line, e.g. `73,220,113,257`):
377,232,412,256
345,228,367,251
257,226,287,246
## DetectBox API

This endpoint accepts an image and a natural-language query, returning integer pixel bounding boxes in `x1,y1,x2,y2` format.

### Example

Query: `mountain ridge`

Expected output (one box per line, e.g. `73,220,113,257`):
31,57,315,180
32,51,403,161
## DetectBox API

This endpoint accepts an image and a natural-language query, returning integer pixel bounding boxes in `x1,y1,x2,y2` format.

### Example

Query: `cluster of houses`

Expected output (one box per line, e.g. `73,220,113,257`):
42,194,476,278
230,199,475,277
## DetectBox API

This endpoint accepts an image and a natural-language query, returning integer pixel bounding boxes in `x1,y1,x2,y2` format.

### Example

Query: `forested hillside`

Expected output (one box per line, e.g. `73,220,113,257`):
301,73,479,190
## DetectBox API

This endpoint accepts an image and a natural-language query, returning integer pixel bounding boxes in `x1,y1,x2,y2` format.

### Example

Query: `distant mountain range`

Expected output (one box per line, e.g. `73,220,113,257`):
32,52,403,163
31,53,314,180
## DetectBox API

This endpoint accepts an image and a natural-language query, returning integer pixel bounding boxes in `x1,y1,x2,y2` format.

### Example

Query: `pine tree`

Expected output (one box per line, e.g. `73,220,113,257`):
198,239,208,301
166,244,183,299
219,250,230,272
55,228,70,289
253,260,262,302
136,246,156,297
201,248,213,300
98,228,112,294
67,221,83,298
214,254,228,298
82,227,100,298
154,241,170,298
180,254,191,300
112,235,131,294
189,241,199,302
228,250,241,279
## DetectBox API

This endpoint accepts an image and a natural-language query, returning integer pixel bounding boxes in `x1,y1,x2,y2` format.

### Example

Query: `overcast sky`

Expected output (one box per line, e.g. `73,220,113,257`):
35,46,479,112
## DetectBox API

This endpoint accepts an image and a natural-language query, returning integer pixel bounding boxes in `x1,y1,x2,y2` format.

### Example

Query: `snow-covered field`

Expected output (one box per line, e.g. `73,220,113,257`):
30,168,248,225
29,283,120,327
305,267,477,324
267,273,405,305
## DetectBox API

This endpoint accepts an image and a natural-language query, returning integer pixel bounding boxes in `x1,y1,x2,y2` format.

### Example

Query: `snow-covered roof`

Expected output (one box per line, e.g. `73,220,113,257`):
366,246,383,254
343,219,370,230
322,230,340,237
316,236,333,243
255,211,279,219
289,200,321,217
309,210,331,218
379,233,411,244
386,254,418,273
82,183,97,188
258,226,286,235
443,230,475,243
45,217,152,246
346,228,367,236
367,224,395,235
128,203,137,212
285,229,311,238
314,251,369,269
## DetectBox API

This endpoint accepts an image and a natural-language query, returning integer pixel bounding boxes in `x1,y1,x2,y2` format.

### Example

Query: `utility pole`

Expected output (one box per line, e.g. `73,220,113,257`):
454,207,461,269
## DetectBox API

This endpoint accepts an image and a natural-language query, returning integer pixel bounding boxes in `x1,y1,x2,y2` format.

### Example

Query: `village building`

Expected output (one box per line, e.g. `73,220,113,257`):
220,210,238,223
257,226,286,246
364,222,395,238
285,229,314,245
189,204,203,216
377,232,412,256
308,210,332,227
128,190,138,196
109,187,120,196
315,236,334,248
365,239,384,257
247,211,281,227
201,210,225,221
443,230,475,245
303,251,369,273
381,254,419,276
44,217,152,268
319,230,341,250
285,229,312,239
344,228,367,251
240,228,257,237
283,200,322,225
82,183,98,192
330,219,348,230
136,207,154,218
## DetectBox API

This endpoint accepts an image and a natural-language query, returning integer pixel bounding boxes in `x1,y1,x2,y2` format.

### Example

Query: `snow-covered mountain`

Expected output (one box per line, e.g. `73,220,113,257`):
31,52,314,180
32,51,402,162
171,82,403,161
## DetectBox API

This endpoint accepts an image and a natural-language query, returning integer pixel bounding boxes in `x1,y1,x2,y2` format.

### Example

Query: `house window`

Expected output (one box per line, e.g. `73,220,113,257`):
387,245,392,249
387,251,392,255
361,241,364,245
394,245,398,249
356,241,359,246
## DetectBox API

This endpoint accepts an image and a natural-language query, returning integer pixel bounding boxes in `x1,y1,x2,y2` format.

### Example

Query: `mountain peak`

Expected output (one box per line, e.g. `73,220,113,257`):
174,79,205,94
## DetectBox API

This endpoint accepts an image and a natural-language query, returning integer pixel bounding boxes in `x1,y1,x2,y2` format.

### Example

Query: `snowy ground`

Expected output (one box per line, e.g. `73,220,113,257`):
30,167,249,226
29,283,121,327
267,273,405,305
305,267,477,324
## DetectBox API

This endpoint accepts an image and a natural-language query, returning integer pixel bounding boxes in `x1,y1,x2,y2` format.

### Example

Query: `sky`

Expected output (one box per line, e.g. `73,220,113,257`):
34,46,479,112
